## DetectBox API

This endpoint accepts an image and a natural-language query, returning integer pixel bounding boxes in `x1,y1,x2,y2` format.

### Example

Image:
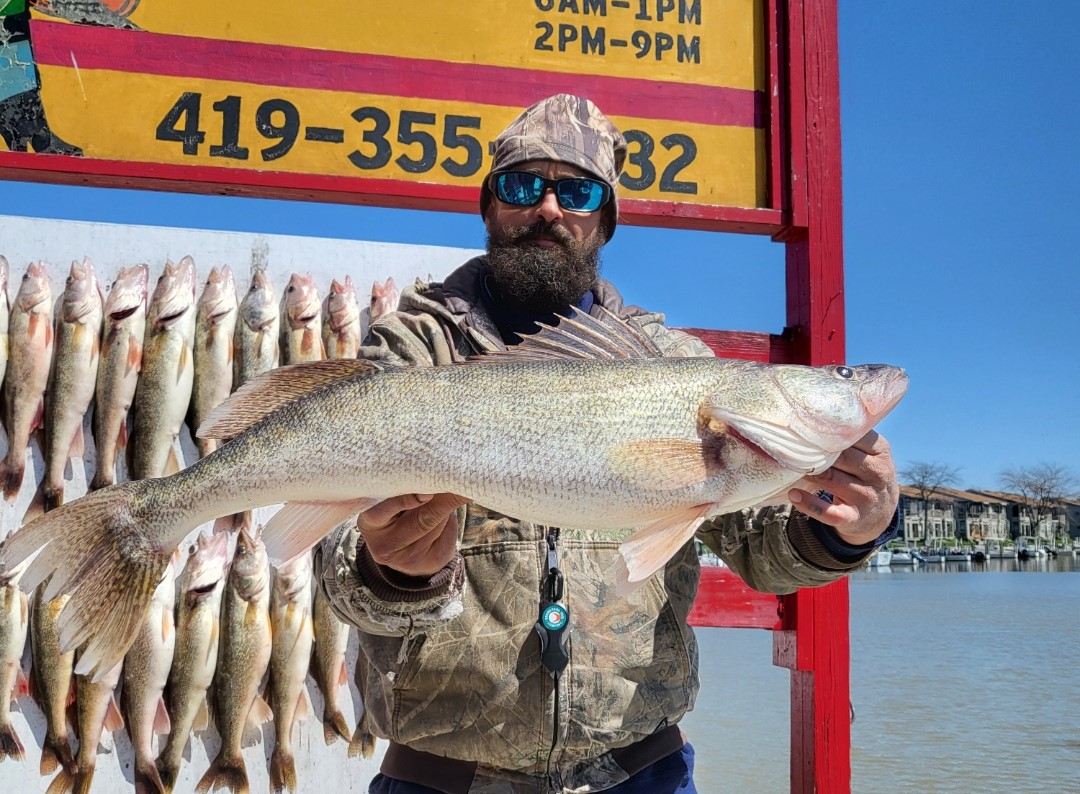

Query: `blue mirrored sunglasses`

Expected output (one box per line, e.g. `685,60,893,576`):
491,171,611,213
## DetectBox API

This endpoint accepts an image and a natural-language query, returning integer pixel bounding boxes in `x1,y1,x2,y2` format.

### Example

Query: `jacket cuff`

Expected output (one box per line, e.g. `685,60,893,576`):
787,511,876,571
353,537,464,604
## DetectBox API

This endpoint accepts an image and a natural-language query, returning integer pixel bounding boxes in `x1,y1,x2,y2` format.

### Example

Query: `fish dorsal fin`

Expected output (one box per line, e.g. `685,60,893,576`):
474,306,663,364
198,358,380,440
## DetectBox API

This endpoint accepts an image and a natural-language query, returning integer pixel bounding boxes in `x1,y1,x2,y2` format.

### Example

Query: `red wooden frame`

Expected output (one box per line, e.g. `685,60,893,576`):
0,2,851,790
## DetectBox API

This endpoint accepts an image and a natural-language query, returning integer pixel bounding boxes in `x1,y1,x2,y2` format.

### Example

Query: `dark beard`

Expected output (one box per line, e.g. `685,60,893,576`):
485,220,605,314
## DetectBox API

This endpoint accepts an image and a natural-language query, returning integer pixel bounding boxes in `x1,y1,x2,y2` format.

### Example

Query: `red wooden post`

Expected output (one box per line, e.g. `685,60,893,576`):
774,0,852,792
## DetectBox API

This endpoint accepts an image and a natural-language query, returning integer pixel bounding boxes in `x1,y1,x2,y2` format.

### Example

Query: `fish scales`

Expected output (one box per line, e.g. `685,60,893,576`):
0,310,907,676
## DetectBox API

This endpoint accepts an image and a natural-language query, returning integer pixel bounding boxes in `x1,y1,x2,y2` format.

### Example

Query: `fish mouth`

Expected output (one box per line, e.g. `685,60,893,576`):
109,305,141,322
860,367,909,418
157,309,189,325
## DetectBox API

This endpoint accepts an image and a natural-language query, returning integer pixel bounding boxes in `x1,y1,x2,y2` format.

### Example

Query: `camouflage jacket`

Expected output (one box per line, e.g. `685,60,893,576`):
316,257,871,793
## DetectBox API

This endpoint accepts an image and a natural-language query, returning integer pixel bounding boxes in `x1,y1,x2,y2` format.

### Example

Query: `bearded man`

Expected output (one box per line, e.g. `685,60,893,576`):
315,94,900,794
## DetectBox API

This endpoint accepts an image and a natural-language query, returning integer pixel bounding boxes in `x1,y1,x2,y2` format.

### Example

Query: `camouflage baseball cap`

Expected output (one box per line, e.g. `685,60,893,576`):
480,94,627,239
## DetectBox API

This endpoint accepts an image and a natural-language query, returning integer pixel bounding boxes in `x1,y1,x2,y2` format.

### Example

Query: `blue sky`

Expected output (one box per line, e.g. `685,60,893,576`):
0,3,1076,491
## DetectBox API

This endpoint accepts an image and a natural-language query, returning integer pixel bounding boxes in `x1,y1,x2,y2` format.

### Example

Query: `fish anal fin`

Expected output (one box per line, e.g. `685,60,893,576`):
69,424,85,459
336,659,348,687
14,668,29,700
153,696,171,736
103,695,124,733
198,358,378,441
262,498,378,568
194,697,209,732
163,446,183,477
615,504,714,595
246,694,273,732
295,688,311,722
608,438,721,492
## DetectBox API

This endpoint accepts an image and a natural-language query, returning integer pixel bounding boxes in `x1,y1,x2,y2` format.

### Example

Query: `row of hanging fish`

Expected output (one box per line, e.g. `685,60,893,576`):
0,254,400,509
1,522,376,794
0,253,401,792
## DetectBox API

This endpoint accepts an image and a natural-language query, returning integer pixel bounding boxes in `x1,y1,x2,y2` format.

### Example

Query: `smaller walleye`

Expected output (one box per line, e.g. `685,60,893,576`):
233,267,278,390
369,276,399,325
0,256,10,399
47,656,123,794
268,554,314,793
192,265,238,458
1,261,54,502
0,543,29,762
196,526,272,794
131,257,197,480
311,581,352,746
122,557,176,794
280,272,324,364
43,258,104,511
91,264,149,490
321,276,361,360
158,531,230,794
30,586,76,777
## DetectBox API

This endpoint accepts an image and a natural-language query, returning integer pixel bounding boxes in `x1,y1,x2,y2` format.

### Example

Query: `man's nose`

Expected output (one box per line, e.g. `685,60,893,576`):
534,189,563,223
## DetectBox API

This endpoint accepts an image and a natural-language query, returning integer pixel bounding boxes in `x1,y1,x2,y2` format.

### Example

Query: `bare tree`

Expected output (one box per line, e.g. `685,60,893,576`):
899,461,961,545
1000,463,1078,546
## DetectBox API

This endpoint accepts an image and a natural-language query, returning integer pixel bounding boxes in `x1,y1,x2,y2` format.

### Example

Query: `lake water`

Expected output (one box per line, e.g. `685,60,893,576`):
682,554,1080,793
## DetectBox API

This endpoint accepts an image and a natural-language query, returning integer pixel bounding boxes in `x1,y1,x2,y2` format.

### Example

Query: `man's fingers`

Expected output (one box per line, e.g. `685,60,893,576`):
360,493,434,531
850,429,886,455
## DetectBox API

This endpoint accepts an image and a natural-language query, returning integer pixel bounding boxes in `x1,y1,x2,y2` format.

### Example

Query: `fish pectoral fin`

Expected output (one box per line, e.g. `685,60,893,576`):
707,409,834,474
153,696,171,736
263,498,379,568
103,695,124,733
614,504,714,595
608,439,713,491
198,358,379,440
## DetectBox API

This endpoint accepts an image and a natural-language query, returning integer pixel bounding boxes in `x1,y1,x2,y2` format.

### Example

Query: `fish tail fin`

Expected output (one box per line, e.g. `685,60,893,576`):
0,721,25,761
134,756,167,794
2,481,174,681
195,752,248,794
71,767,96,794
40,734,76,777
269,747,297,793
614,506,713,596
157,760,178,794
347,725,376,759
45,765,76,794
42,484,63,514
1,460,24,503
322,707,350,745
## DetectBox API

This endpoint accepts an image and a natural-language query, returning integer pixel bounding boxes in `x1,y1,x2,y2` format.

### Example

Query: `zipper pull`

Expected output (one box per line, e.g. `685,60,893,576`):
535,531,570,678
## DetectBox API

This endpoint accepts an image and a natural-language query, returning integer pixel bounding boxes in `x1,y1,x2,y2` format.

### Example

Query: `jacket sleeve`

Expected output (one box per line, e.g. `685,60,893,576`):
316,311,468,636
640,318,879,591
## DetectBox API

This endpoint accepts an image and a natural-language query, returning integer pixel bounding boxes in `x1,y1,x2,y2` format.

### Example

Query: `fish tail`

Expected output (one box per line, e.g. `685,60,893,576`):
322,707,350,745
1,460,24,502
0,721,25,761
157,760,179,794
134,756,167,794
347,726,376,760
45,764,78,794
269,747,297,793
1,481,174,681
40,734,76,777
42,486,63,514
195,752,248,794
71,767,96,794
87,469,113,492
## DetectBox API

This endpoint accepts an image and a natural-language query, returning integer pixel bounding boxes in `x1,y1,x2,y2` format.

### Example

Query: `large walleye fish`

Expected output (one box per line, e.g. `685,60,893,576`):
0,310,907,679
43,257,104,511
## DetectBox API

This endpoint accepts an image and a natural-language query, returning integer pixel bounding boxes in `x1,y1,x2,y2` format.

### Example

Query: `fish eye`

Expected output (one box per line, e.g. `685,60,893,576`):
834,366,855,379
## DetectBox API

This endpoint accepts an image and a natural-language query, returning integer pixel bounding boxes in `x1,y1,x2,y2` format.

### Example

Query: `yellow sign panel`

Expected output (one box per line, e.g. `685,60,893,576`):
3,1,768,218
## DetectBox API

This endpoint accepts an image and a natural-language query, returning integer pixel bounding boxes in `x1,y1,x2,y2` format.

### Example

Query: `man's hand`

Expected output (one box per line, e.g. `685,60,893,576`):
788,430,899,546
358,493,470,577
